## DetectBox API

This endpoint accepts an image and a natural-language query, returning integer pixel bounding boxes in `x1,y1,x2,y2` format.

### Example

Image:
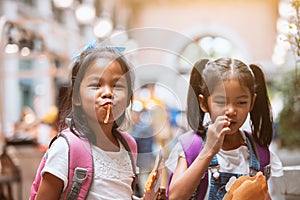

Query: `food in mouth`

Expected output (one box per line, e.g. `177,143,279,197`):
104,104,111,123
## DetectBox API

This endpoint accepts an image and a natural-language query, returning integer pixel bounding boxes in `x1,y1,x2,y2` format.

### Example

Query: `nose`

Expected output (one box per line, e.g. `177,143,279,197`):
101,85,113,99
225,105,236,116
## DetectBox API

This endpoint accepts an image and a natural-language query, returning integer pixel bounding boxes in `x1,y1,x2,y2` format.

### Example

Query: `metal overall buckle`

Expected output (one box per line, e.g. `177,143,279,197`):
249,167,258,177
264,164,271,181
209,165,220,179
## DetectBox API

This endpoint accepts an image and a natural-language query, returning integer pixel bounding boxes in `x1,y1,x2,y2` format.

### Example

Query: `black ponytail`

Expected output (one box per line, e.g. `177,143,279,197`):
187,58,210,139
249,64,273,147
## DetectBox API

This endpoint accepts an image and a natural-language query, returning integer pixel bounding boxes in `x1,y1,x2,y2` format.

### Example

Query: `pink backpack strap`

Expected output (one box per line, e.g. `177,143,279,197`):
118,131,137,165
30,129,93,200
60,129,93,200
30,153,48,199
115,131,138,190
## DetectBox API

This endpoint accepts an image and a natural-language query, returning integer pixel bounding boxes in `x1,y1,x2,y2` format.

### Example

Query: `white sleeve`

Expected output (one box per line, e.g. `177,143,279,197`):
270,149,284,177
41,136,69,191
165,142,185,172
268,149,285,200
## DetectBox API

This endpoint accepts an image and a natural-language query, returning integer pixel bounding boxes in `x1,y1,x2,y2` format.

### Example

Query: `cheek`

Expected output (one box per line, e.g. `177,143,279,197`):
112,92,129,116
239,109,250,120
80,91,97,112
207,103,224,119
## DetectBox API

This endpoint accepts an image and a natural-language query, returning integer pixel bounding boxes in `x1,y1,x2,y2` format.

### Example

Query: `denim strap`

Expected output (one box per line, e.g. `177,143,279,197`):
245,136,260,174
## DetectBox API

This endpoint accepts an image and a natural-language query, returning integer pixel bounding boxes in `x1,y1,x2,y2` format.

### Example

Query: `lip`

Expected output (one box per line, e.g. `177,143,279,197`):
102,102,112,108
228,119,237,124
96,100,112,107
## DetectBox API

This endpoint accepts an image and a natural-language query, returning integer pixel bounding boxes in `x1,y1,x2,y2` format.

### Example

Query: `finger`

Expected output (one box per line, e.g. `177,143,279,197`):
220,127,231,136
212,119,230,132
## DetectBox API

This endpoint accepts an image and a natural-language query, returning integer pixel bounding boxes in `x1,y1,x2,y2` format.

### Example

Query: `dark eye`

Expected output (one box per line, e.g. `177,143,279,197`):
237,101,247,105
89,83,101,88
215,101,226,105
114,83,126,89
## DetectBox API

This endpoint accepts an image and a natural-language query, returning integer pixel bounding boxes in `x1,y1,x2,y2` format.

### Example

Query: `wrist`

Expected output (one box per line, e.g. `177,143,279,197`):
196,147,215,161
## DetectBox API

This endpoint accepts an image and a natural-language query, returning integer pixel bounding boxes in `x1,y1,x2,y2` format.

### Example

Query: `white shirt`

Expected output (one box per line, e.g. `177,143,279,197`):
41,136,134,200
166,138,284,199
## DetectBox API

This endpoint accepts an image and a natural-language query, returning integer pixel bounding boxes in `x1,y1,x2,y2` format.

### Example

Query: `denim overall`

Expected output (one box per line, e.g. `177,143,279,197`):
208,137,260,200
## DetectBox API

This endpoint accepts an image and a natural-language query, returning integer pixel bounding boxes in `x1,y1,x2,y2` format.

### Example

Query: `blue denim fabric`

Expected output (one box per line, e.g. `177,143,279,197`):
208,172,244,200
208,136,260,200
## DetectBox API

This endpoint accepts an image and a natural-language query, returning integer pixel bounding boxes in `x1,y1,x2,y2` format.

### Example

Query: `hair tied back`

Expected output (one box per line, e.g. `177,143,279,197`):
71,39,126,61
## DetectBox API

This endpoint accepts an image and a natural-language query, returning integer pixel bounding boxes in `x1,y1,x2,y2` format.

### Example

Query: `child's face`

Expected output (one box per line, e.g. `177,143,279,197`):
78,58,129,125
206,78,255,134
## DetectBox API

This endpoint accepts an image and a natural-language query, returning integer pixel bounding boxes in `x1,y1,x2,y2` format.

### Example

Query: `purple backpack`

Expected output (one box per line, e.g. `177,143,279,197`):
167,131,270,200
30,128,137,200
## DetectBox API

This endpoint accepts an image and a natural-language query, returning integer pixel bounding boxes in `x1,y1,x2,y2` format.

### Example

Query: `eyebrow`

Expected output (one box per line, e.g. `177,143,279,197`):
236,95,250,99
213,94,249,99
86,75,126,83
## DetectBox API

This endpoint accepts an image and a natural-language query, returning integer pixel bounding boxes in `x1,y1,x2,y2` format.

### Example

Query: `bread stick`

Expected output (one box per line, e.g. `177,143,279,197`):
104,104,111,123
144,170,157,193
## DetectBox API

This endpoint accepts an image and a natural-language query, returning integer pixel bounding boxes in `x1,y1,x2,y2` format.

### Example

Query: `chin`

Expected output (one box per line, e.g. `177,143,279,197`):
228,125,239,134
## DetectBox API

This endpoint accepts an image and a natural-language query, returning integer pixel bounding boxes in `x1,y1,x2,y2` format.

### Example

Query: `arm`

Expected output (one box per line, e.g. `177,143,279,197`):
35,137,69,200
35,172,63,200
168,150,214,200
169,116,231,200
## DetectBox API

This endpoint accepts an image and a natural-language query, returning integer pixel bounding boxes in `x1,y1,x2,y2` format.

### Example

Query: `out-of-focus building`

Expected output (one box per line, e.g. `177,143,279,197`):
0,0,286,144
1,0,297,199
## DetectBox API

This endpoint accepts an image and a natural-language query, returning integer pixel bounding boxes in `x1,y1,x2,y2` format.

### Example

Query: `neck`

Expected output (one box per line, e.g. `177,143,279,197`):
88,120,120,151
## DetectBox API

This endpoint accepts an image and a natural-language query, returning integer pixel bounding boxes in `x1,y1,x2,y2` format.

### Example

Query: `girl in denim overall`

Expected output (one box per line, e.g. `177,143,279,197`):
167,58,283,200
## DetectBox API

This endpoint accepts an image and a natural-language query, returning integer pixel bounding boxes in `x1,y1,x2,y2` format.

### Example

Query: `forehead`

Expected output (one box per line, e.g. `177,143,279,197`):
85,58,124,78
212,78,250,97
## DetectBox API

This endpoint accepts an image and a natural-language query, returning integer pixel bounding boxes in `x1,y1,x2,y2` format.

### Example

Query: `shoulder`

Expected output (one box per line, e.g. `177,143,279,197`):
43,136,69,191
49,135,69,152
178,131,203,152
269,149,284,177
166,142,185,172
173,131,204,166
118,131,137,152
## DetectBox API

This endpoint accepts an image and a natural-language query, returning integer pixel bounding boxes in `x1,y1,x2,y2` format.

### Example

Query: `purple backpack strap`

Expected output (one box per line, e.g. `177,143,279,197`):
60,129,93,200
244,131,270,172
254,143,270,172
178,131,208,200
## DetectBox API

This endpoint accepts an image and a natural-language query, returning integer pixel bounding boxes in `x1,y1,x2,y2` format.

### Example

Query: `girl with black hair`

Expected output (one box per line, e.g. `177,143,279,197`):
33,41,138,199
167,58,283,200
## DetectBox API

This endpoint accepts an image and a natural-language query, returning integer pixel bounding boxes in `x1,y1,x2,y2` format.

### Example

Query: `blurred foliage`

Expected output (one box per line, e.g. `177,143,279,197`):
277,0,300,148
276,71,300,148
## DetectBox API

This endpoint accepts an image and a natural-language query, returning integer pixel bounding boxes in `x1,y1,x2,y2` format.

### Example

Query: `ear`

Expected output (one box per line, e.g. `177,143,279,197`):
73,95,81,106
250,93,257,111
198,94,209,112
127,95,133,108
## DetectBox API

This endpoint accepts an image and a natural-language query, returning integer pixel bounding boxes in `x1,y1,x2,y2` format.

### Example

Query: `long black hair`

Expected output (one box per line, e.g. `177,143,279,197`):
57,45,134,144
186,58,273,147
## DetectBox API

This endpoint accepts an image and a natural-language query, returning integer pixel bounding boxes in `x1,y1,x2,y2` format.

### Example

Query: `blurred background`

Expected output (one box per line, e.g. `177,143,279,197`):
0,0,299,199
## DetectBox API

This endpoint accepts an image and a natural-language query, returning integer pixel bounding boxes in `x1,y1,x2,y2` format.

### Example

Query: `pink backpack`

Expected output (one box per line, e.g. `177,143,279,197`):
30,128,137,200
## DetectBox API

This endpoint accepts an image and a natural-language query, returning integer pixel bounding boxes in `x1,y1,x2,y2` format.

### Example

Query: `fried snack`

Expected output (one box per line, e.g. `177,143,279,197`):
144,170,158,194
144,151,163,197
104,104,111,124
223,171,268,200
